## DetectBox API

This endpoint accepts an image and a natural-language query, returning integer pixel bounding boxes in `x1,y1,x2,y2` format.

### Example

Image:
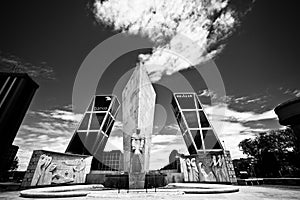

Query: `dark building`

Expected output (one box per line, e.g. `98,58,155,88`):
275,97,300,139
92,150,124,171
66,95,120,170
0,145,19,180
0,72,39,179
274,98,300,174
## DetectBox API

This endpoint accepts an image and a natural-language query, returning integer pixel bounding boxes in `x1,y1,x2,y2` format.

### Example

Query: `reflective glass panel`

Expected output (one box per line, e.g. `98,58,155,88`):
77,132,87,143
77,132,89,154
93,134,105,158
87,99,94,111
183,111,199,128
202,129,222,149
98,135,108,151
78,113,90,130
84,131,98,152
110,98,120,117
102,114,112,133
105,119,115,137
171,97,180,115
175,94,196,109
195,97,202,109
176,112,188,133
94,96,112,111
66,132,85,154
190,130,203,150
90,113,106,130
183,132,197,154
199,111,210,127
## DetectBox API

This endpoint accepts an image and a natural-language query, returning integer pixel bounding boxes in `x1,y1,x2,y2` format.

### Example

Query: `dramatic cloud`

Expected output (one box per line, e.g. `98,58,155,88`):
93,0,252,82
0,51,55,80
13,107,82,170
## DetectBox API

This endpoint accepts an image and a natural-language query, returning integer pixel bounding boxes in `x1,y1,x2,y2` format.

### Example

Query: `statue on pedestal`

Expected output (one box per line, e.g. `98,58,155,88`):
130,129,145,172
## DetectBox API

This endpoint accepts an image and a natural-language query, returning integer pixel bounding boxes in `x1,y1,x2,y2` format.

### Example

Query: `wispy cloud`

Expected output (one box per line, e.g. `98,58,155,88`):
13,107,81,170
0,51,55,80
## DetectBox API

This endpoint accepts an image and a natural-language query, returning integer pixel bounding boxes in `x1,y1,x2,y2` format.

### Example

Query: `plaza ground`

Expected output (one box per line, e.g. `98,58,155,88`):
1,185,300,200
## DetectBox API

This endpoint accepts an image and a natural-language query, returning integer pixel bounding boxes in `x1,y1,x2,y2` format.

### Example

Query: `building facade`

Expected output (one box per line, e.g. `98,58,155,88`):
92,150,124,171
0,72,39,179
171,93,236,183
66,95,120,164
171,93,223,153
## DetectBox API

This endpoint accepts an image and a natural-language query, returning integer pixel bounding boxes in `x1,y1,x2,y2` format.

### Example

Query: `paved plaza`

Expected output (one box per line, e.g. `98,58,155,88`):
1,185,300,200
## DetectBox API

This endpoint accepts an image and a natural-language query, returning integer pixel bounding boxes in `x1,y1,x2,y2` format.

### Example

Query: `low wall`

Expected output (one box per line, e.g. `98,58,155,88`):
21,150,92,188
162,172,184,184
263,178,300,186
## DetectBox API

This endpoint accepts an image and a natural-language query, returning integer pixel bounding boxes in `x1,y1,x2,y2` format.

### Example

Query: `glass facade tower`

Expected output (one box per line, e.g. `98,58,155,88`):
66,95,120,158
171,93,223,155
0,72,38,180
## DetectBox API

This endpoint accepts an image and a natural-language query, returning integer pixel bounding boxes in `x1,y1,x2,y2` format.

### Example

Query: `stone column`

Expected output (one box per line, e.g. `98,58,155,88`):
122,65,156,189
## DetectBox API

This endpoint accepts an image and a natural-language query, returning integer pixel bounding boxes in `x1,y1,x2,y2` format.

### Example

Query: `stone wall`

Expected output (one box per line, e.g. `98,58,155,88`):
224,150,237,183
21,150,92,188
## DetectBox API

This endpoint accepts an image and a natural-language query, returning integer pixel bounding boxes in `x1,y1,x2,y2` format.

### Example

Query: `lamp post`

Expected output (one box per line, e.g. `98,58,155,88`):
118,171,124,193
154,172,156,192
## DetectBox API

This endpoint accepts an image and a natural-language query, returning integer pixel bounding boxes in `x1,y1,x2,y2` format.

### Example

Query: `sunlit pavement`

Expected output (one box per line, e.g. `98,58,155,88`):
1,185,300,200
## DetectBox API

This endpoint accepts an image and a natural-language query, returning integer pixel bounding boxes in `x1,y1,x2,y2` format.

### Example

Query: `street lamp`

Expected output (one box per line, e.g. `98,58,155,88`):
118,171,124,193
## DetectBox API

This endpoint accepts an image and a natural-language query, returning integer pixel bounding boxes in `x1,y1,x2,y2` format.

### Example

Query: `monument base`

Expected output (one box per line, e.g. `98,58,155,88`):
129,172,146,189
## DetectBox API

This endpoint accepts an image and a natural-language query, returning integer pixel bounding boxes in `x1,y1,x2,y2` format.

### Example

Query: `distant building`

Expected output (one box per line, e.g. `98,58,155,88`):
169,150,179,164
0,72,39,180
92,150,124,171
0,145,19,180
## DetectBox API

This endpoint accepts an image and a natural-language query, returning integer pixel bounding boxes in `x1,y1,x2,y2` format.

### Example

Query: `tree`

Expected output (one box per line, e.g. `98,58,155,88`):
239,128,300,177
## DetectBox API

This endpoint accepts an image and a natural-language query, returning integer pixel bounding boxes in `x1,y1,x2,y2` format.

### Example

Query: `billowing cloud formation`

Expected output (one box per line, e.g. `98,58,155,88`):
93,0,243,82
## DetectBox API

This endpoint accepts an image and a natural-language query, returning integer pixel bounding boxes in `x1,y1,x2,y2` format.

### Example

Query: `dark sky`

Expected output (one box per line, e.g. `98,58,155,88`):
218,0,300,96
1,0,299,111
1,0,300,169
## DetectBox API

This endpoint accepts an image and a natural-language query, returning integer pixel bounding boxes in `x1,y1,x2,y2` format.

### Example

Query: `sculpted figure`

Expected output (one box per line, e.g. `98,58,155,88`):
198,162,216,182
185,158,193,181
190,158,199,182
218,154,229,182
131,129,145,155
210,155,220,182
130,129,145,172
32,154,53,186
179,157,188,181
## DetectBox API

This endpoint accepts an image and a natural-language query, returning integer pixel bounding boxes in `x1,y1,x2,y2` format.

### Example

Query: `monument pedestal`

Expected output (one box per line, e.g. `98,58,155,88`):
129,172,146,189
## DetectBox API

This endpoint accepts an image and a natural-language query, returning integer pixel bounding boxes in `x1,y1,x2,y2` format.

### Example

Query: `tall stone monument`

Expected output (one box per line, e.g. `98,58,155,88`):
122,65,156,189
